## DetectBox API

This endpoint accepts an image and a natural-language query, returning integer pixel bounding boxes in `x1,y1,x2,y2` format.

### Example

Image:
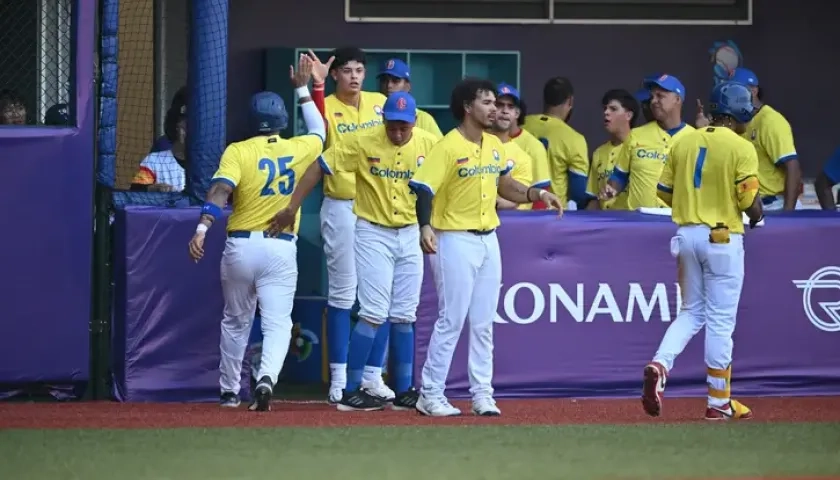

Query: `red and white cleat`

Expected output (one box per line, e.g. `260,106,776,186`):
641,362,668,417
705,399,753,421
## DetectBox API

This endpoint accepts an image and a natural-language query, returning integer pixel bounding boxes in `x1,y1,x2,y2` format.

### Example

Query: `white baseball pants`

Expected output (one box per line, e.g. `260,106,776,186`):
320,197,357,309
354,219,423,324
421,230,501,400
219,233,297,394
652,225,745,405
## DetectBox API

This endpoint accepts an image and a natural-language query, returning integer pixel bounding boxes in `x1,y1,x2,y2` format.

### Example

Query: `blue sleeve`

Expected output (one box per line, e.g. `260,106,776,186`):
568,172,588,205
823,147,840,184
609,167,629,191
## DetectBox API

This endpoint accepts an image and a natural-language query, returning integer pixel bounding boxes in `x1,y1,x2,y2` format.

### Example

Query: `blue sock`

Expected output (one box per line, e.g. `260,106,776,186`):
326,306,351,365
345,321,378,392
390,323,415,393
366,321,390,369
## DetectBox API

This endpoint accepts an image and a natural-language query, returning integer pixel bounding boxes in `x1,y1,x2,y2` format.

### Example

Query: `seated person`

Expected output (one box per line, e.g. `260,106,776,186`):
150,86,187,153
131,102,187,192
0,89,26,125
815,146,840,210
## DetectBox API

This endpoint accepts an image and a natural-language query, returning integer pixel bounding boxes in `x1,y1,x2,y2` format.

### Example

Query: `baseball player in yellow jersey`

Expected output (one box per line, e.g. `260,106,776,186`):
601,74,695,210
492,83,551,210
409,79,564,417
523,77,589,210
271,92,437,412
584,89,640,210
187,58,325,411
642,82,763,421
319,47,390,404
377,59,443,139
729,68,803,211
507,99,551,210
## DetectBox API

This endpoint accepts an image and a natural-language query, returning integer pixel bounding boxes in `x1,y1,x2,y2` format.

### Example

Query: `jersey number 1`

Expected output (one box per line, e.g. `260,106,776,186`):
259,156,295,196
693,147,708,189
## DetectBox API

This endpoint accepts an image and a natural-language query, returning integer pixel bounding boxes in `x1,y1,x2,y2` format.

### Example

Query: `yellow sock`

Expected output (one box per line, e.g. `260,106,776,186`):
706,365,731,407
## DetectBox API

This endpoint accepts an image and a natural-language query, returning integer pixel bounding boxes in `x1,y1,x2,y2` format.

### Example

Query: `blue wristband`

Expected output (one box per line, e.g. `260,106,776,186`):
200,202,223,220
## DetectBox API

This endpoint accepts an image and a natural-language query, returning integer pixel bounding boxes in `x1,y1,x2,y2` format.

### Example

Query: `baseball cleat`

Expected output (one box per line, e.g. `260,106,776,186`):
391,387,420,411
416,393,462,417
705,399,753,421
362,378,396,402
328,387,343,405
220,391,241,408
641,361,667,417
336,389,386,412
472,397,501,416
249,376,273,412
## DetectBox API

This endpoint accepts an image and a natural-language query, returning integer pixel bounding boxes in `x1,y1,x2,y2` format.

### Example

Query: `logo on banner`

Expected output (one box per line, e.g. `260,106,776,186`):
792,266,840,333
493,282,681,324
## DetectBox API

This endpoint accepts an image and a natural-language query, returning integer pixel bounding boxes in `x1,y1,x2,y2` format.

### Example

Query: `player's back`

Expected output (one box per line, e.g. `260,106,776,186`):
668,127,754,234
223,133,323,233
523,114,587,203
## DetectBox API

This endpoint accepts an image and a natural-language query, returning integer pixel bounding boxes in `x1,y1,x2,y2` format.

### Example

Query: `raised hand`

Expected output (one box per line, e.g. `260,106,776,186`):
307,49,335,85
289,54,314,88
695,99,710,128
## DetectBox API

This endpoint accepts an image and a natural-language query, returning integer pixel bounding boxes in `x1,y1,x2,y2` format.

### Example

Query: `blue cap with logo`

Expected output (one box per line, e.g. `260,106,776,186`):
378,58,410,80
44,103,69,125
382,91,416,123
496,82,521,103
729,67,759,87
644,74,686,100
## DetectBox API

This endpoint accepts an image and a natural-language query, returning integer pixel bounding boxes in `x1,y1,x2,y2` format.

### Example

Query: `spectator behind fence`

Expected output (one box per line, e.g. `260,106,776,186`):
150,86,188,153
44,103,70,126
0,89,27,125
131,102,187,192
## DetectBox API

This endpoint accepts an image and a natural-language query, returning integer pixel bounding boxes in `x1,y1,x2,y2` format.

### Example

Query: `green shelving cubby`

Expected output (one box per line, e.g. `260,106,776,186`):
263,47,520,295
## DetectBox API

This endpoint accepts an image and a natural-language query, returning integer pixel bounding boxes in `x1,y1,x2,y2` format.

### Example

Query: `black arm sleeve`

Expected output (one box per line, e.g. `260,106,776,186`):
415,188,433,227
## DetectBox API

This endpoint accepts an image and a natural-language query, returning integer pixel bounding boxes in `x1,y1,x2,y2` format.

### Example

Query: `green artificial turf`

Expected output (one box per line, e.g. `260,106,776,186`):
2,423,839,479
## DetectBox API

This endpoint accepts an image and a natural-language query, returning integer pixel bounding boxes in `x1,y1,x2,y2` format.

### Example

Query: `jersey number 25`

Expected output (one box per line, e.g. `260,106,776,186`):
259,156,295,196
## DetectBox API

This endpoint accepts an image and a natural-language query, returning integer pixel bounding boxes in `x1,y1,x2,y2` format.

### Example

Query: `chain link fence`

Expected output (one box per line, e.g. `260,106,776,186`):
0,0,72,126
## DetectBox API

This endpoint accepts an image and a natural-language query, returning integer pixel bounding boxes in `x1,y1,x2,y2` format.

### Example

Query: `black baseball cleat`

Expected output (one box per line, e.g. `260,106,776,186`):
249,376,273,412
220,391,240,408
391,387,420,411
336,389,386,412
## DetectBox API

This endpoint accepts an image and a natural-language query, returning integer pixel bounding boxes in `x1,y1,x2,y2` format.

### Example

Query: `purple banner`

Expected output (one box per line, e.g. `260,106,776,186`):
415,211,840,398
112,207,840,402
0,1,95,388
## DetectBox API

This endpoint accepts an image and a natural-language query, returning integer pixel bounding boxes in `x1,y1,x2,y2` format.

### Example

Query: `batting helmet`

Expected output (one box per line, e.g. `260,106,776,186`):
708,81,755,124
250,91,288,134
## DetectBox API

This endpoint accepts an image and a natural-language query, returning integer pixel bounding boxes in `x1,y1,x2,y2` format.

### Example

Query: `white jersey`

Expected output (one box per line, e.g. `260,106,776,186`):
135,150,186,191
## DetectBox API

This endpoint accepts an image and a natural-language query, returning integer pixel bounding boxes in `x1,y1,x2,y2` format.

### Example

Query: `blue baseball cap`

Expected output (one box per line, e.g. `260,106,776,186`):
378,58,410,80
730,67,759,87
634,88,651,103
644,74,686,100
496,82,521,103
382,91,416,123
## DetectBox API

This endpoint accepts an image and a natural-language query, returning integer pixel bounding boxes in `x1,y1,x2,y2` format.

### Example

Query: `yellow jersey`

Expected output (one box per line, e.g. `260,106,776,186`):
500,139,550,210
416,109,443,139
610,121,695,209
211,133,324,233
585,141,629,210
319,125,438,227
323,92,387,200
742,105,797,196
657,126,759,235
409,129,511,231
523,114,589,205
511,128,551,189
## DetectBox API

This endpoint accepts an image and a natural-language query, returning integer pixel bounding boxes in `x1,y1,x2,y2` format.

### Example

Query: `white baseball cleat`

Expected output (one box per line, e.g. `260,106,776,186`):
472,397,501,416
362,378,396,402
328,386,343,405
416,393,462,417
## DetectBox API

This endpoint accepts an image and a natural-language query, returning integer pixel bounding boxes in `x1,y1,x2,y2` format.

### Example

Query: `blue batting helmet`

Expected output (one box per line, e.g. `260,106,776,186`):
250,91,288,133
708,82,755,124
